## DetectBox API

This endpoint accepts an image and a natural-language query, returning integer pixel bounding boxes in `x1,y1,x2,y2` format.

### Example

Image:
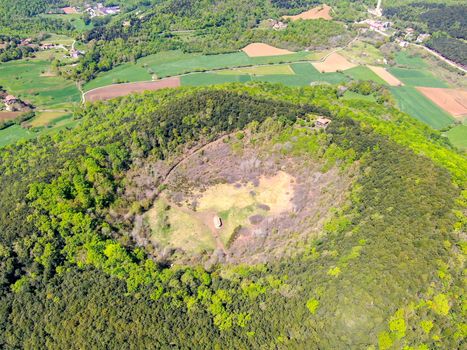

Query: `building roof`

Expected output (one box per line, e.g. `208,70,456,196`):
316,117,331,125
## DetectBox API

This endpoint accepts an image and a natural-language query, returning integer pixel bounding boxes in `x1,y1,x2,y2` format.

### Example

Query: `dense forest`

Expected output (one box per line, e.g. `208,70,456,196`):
384,2,467,66
0,83,465,348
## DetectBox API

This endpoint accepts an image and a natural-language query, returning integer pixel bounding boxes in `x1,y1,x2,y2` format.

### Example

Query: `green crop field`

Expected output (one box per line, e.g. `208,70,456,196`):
0,59,81,109
218,64,294,75
344,66,387,85
388,67,449,88
84,63,152,91
445,125,467,150
84,50,324,91
390,86,454,129
181,73,251,86
395,51,428,69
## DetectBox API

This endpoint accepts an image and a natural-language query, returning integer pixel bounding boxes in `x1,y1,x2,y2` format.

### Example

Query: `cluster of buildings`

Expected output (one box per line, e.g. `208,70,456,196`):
396,28,431,48
358,19,392,34
61,3,121,18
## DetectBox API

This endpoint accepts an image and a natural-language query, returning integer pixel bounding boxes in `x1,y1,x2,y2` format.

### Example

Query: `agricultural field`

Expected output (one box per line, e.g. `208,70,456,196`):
445,125,467,151
390,86,454,129
218,65,294,76
84,50,325,91
344,66,387,85
0,59,81,109
27,112,71,128
181,62,349,87
312,53,356,73
394,51,428,70
388,67,449,88
0,125,35,147
41,34,75,46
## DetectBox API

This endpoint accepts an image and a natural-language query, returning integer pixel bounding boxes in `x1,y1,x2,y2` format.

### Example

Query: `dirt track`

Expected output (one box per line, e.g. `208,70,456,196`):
84,77,181,102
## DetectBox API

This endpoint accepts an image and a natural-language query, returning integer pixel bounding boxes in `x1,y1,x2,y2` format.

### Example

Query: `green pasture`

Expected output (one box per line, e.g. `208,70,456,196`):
394,51,428,69
40,14,93,32
218,64,294,75
0,125,35,147
388,67,449,88
41,33,74,46
181,62,348,87
84,63,152,91
344,66,387,85
341,41,385,65
445,125,467,151
181,73,251,86
84,50,324,91
0,59,81,109
390,86,454,129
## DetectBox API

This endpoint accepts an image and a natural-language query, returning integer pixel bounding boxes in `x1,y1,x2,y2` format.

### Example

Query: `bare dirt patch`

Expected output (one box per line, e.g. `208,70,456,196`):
368,66,403,86
283,4,332,21
312,52,357,72
242,43,294,57
0,112,22,122
84,77,181,102
416,87,467,118
62,7,78,14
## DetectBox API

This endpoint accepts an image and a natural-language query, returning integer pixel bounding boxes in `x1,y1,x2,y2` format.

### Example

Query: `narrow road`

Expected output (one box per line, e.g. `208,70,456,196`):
411,43,467,74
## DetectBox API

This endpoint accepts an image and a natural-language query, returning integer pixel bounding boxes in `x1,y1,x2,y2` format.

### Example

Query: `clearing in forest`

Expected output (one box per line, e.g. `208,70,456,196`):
312,52,357,73
84,77,181,102
242,43,294,57
283,4,332,21
416,87,467,118
367,66,403,86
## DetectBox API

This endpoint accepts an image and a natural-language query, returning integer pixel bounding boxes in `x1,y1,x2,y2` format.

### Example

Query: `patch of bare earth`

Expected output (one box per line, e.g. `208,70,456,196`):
242,43,294,57
84,77,181,102
313,52,357,72
416,87,467,118
0,112,22,121
368,65,403,86
131,132,356,266
283,4,332,21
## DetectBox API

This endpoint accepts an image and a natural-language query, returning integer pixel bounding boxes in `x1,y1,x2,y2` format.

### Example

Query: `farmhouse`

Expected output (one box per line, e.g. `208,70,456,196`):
316,117,331,128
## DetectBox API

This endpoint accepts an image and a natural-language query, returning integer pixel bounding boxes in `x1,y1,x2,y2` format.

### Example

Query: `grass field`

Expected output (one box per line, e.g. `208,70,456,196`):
341,40,385,65
344,66,387,85
181,62,349,87
0,125,35,147
84,50,328,91
181,73,251,86
28,112,71,127
218,64,294,75
41,34,74,46
0,59,81,109
445,125,467,150
388,67,449,88
40,14,93,32
394,51,428,69
390,86,454,129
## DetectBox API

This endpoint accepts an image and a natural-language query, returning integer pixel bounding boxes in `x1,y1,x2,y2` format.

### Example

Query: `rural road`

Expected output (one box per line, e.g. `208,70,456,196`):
411,43,467,74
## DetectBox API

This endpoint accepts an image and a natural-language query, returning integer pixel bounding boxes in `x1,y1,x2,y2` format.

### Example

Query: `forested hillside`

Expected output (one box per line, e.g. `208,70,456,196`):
0,83,465,348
